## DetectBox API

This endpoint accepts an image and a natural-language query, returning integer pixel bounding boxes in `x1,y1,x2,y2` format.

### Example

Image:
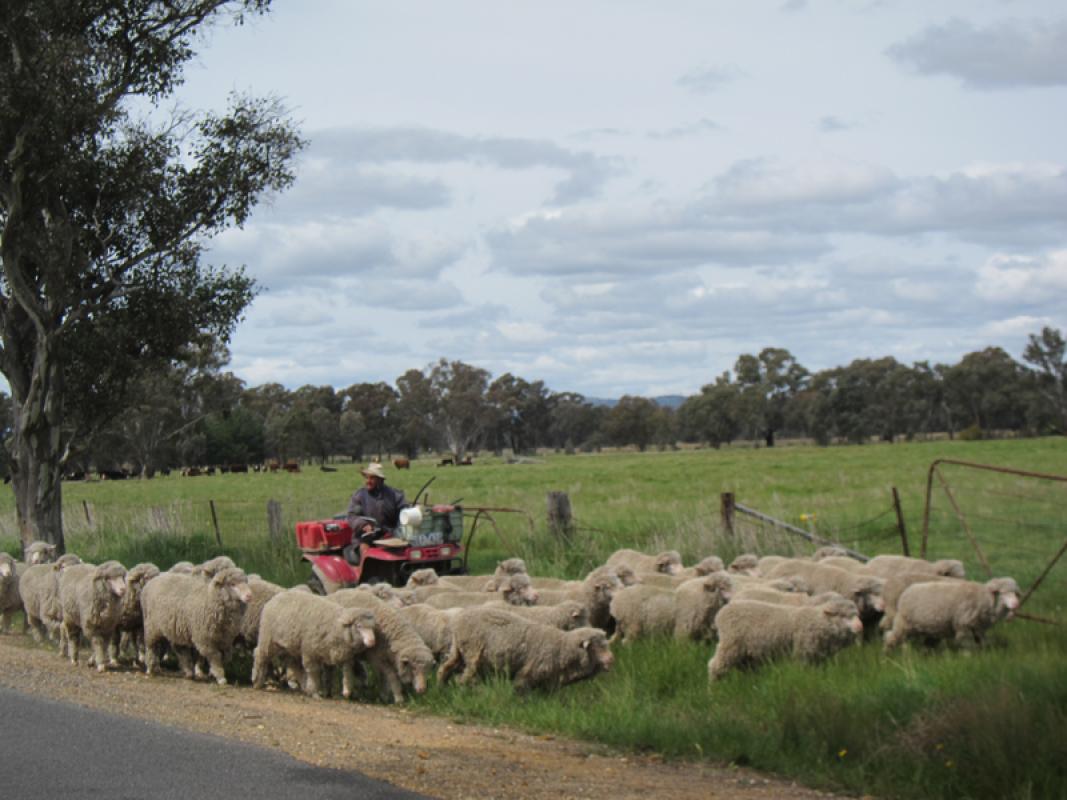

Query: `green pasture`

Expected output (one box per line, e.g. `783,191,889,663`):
2,436,1066,799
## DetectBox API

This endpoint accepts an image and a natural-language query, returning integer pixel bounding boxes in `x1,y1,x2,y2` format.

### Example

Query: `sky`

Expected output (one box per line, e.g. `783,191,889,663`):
174,0,1067,399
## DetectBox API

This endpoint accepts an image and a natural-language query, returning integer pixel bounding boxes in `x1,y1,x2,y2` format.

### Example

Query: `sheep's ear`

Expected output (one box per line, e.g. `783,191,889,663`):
581,638,592,650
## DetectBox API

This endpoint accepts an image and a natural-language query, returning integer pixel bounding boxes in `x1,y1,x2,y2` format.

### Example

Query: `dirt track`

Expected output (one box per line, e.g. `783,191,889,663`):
0,635,848,800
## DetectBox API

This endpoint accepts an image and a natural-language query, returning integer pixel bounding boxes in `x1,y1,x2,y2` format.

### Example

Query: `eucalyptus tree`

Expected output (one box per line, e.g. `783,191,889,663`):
0,1,303,549
1023,326,1067,434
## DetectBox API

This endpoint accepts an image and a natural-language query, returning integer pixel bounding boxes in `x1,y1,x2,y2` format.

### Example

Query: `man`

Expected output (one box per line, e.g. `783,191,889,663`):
345,462,407,549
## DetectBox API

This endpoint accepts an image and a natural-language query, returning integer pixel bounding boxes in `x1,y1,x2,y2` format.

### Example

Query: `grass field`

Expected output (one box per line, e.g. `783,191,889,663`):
2,436,1065,799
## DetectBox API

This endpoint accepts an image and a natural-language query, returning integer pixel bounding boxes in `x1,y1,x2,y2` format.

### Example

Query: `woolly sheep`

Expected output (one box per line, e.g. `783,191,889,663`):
755,555,789,576
237,575,286,648
817,556,867,573
329,590,435,703
253,590,377,698
708,596,863,681
111,562,161,664
23,541,57,565
397,603,462,661
765,560,885,625
58,561,129,671
733,587,846,607
18,554,83,642
811,546,850,560
605,548,683,576
533,571,621,631
168,561,196,574
726,572,812,594
876,571,960,632
191,555,238,579
355,582,414,608
484,599,591,631
529,564,639,592
437,607,614,691
727,554,760,575
405,568,441,588
423,573,540,610
142,567,253,684
884,577,1020,651
481,557,529,590
864,555,966,579
0,553,24,634
609,573,733,643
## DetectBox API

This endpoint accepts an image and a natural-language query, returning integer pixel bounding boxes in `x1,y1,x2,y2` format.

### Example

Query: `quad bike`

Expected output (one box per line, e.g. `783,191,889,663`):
296,503,467,594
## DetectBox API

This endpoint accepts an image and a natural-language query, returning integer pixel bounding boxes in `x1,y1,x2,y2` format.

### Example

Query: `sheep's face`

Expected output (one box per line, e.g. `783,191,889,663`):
496,558,527,577
695,556,725,576
27,543,57,565
853,578,885,616
728,555,759,575
657,552,683,576
990,578,1021,619
399,652,433,694
612,566,639,586
704,575,733,603
822,598,864,637
563,603,590,630
341,609,377,649
213,569,252,604
107,575,128,598
577,630,614,673
0,558,13,578
407,569,438,588
935,560,966,579
503,575,539,606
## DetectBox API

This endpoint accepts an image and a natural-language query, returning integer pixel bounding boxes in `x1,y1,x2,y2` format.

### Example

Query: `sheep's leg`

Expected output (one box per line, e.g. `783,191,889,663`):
26,614,44,642
200,646,228,685
174,645,197,678
457,650,483,686
302,656,323,697
369,651,405,703
341,662,357,699
251,644,271,689
144,636,163,675
0,610,11,634
90,634,112,673
286,659,306,692
62,623,80,665
437,645,461,685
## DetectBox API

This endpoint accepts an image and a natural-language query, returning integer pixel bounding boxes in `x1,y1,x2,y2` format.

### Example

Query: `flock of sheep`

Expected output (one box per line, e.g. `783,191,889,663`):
0,539,1022,702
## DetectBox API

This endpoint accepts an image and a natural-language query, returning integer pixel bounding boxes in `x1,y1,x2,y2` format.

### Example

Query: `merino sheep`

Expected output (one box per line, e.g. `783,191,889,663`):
141,567,253,684
405,568,441,589
236,575,286,648
111,562,161,664
438,607,614,691
168,561,196,574
423,573,540,610
884,577,1020,651
728,554,760,575
58,561,129,671
609,573,733,643
733,587,845,607
533,571,621,631
192,555,238,579
1,553,24,633
811,546,850,560
397,603,462,661
23,541,57,565
253,590,378,698
765,560,885,626
605,548,683,576
18,554,83,641
329,590,435,703
755,555,789,576
876,571,961,632
484,599,591,631
864,554,966,579
817,556,868,573
708,596,864,681
529,564,639,592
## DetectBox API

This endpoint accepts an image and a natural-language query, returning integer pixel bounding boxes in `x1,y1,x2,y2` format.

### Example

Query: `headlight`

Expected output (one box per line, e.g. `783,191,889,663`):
440,547,451,556
410,549,422,560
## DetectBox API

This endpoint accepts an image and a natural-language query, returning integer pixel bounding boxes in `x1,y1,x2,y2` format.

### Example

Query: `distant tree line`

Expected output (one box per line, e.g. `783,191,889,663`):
0,327,1063,477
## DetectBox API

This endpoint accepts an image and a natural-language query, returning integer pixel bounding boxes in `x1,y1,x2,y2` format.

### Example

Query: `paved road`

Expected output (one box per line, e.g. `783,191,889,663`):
0,686,428,799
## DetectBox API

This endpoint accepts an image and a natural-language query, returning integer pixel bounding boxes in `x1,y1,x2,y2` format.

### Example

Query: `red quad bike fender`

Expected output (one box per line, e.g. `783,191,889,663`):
363,542,463,563
304,554,360,588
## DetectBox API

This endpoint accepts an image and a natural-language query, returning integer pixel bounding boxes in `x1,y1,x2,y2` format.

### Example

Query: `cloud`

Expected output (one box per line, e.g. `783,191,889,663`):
648,118,724,139
309,126,620,205
676,65,746,94
887,18,1067,89
818,115,854,133
975,250,1067,303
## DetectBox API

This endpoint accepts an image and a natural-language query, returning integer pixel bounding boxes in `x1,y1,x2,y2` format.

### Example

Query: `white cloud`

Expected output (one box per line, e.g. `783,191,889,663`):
975,251,1067,303
676,65,746,94
888,18,1067,90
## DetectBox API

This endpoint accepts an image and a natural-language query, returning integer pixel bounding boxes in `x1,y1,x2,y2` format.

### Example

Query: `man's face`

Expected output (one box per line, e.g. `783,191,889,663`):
365,474,382,491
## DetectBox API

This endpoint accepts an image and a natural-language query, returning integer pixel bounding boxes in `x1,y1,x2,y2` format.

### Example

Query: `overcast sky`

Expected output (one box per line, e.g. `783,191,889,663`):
177,0,1067,398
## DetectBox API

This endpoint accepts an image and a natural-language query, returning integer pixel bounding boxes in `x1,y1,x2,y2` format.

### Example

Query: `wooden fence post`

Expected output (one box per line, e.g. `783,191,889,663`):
209,500,222,546
891,486,909,556
547,491,573,540
720,492,735,537
267,499,283,546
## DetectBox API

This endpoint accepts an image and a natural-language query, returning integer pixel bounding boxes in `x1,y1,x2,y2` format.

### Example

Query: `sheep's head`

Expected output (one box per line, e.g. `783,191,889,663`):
406,568,439,588
988,577,1021,619
728,554,760,575
398,648,434,694
812,546,848,561
340,608,377,649
169,561,195,574
559,601,590,630
0,553,15,578
127,563,161,590
702,573,734,603
852,576,885,616
495,557,527,577
575,628,614,673
26,541,57,564
611,565,640,586
934,559,966,579
502,573,539,606
194,556,237,580
54,554,82,572
212,568,252,604
694,556,725,576
94,561,128,598
821,596,864,636
657,551,683,576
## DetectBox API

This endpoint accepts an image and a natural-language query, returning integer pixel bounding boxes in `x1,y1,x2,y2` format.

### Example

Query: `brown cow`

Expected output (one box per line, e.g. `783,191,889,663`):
393,457,410,470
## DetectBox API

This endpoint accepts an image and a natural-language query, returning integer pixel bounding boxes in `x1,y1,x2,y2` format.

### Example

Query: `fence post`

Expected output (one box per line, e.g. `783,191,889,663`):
546,491,573,540
82,500,93,528
209,500,222,546
891,486,909,556
720,492,735,537
267,499,284,546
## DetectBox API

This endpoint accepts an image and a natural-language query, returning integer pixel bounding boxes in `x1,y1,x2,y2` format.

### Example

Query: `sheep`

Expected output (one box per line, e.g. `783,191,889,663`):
726,572,812,594
876,571,961,632
18,554,83,642
484,599,591,631
765,560,885,626
609,573,733,643
756,555,789,576
818,556,868,573
605,548,683,576
252,590,378,698
237,575,286,648
528,564,639,592
423,573,540,610
355,582,414,608
864,554,966,579
1,553,24,634
329,590,435,703
23,541,57,565
405,568,441,589
811,546,850,560
168,561,196,574
708,596,864,681
58,561,129,671
437,607,614,691
482,557,529,590
111,562,161,664
727,554,760,575
191,555,238,579
681,555,727,579
883,577,1020,651
397,603,462,661
141,567,253,684
532,571,621,631
733,587,846,607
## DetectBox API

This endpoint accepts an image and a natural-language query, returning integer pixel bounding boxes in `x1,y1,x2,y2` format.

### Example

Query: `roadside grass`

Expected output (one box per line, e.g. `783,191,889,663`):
1,436,1065,799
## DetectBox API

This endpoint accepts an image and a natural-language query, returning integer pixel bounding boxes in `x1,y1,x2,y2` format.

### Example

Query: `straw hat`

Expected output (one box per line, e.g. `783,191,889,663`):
361,462,386,480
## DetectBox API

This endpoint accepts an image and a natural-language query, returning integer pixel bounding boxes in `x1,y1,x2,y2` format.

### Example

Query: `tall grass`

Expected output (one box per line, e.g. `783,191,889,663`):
1,437,1065,798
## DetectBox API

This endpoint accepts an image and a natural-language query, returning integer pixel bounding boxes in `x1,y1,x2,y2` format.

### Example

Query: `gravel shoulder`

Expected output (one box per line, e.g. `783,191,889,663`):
0,635,844,800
